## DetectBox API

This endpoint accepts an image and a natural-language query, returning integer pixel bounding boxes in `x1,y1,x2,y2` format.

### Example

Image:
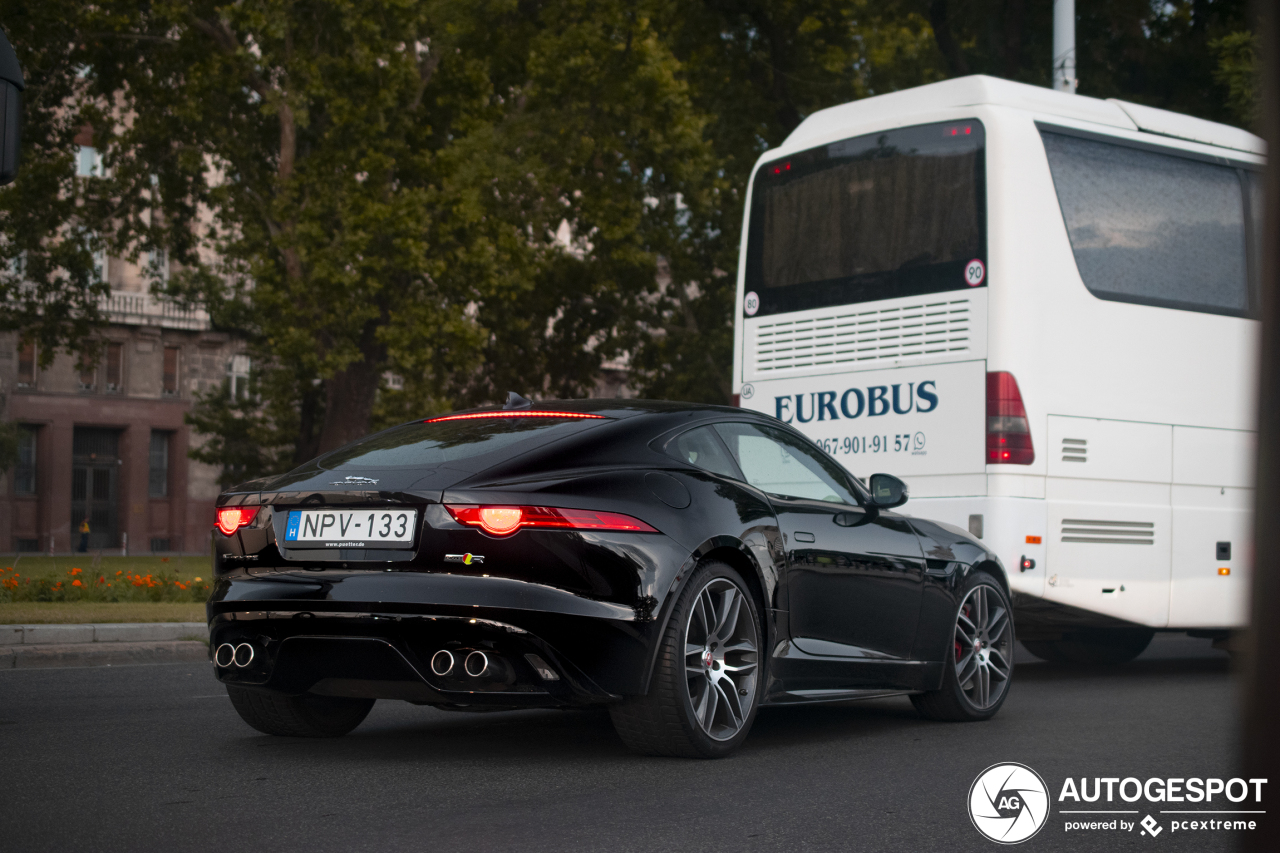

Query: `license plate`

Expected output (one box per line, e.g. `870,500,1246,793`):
284,509,417,548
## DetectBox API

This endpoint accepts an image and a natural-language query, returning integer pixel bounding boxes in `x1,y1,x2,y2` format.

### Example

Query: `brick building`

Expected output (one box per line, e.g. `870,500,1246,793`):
1,276,242,555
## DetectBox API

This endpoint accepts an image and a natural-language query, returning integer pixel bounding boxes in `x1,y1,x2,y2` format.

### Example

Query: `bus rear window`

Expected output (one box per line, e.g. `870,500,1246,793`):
744,120,986,318
1041,129,1256,318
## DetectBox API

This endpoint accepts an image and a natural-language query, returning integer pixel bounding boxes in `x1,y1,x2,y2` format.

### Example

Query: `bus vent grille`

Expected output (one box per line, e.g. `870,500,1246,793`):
750,297,971,372
1060,519,1154,545
1061,438,1087,462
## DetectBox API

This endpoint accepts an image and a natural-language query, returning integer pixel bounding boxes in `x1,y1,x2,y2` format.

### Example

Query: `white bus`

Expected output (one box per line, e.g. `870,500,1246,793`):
732,75,1264,664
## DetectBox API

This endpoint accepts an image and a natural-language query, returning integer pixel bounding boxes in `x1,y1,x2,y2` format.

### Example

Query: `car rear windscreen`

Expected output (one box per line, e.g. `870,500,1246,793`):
744,120,986,318
318,417,602,470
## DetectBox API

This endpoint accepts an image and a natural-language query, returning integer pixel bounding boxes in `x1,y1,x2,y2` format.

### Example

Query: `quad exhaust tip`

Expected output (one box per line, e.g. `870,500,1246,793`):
430,649,456,677
464,650,496,678
214,642,255,668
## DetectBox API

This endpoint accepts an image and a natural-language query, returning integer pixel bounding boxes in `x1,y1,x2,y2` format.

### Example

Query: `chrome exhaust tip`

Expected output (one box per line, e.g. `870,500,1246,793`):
233,642,255,668
214,643,235,668
464,650,493,678
430,649,456,677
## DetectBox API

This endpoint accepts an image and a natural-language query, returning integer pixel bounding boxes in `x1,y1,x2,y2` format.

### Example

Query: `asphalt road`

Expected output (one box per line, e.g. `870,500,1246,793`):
0,635,1248,853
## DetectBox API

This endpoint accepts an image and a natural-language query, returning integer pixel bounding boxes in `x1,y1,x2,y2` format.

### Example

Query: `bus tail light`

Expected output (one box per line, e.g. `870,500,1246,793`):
987,371,1034,464
446,505,658,537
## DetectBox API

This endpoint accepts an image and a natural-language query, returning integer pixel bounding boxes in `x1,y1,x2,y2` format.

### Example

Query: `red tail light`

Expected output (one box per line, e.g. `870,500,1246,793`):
446,505,658,537
216,506,258,536
987,371,1034,465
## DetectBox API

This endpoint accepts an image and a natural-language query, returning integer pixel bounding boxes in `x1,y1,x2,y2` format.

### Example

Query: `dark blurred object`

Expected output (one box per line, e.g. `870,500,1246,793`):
0,25,23,185
1243,2,1278,851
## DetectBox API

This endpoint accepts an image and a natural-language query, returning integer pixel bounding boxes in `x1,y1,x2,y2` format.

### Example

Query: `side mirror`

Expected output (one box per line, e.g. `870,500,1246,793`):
0,27,24,186
868,473,908,509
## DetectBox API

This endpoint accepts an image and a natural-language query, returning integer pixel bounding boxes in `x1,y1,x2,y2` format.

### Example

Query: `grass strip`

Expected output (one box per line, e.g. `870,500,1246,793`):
0,602,208,625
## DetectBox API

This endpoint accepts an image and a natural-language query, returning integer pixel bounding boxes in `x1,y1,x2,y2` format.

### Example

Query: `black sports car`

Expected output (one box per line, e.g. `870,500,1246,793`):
208,398,1013,757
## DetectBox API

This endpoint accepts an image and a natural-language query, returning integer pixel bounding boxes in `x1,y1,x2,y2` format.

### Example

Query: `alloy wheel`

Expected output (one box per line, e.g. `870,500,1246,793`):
954,583,1012,710
683,577,759,741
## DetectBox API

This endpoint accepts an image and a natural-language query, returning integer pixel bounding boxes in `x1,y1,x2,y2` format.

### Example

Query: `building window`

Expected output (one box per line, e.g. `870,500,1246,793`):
148,247,169,284
162,346,180,396
150,537,171,553
17,341,35,387
105,342,123,393
13,426,37,495
228,354,251,400
148,431,169,498
76,145,102,177
78,352,96,392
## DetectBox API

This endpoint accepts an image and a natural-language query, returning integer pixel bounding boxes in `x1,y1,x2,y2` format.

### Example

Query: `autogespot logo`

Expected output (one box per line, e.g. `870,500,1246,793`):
969,763,1051,844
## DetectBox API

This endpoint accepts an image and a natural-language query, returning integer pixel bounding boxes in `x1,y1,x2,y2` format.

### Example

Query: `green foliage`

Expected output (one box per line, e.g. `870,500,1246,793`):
0,2,121,366
1210,31,1259,130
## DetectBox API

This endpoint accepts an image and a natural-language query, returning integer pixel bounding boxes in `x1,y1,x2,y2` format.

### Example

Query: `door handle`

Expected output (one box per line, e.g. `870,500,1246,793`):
833,511,870,528
794,531,815,543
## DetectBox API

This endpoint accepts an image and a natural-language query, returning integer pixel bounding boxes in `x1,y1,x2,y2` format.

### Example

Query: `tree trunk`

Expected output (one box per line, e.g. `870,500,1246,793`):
316,356,382,454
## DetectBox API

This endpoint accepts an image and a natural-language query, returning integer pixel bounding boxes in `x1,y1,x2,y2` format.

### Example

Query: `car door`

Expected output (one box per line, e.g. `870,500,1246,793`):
712,422,926,660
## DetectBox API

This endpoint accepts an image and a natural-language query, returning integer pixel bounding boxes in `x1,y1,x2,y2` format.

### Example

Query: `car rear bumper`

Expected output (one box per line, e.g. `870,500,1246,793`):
207,572,659,707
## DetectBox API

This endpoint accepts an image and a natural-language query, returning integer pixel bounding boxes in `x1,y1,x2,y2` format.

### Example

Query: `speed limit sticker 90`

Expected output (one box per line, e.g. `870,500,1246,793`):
965,259,986,286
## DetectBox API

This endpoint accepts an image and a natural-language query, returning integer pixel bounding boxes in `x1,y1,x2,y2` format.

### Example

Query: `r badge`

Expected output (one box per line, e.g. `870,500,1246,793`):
444,553,484,565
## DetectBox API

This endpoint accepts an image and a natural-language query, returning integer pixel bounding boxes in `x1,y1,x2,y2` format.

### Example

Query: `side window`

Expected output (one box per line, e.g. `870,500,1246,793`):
664,426,739,478
1041,130,1251,317
713,422,858,505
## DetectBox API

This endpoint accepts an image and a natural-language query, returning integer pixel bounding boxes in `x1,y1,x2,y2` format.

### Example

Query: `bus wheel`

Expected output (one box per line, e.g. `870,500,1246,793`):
1022,628,1154,665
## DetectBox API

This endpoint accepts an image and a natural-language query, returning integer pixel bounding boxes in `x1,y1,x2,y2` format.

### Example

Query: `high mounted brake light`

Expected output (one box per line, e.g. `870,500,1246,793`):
425,411,606,423
216,506,258,536
446,505,657,537
986,371,1034,465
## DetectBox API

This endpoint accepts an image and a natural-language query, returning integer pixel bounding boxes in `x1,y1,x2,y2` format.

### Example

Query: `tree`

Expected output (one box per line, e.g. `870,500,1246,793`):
84,0,500,458
627,1,943,403
0,2,125,365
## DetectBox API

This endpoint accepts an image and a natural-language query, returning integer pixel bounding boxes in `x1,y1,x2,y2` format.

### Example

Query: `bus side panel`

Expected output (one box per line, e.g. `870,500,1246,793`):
1043,416,1172,627
1168,426,1255,627
1045,480,1172,627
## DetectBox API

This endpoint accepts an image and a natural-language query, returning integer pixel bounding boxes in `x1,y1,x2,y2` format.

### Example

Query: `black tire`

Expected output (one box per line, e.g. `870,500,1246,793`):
226,686,375,737
912,571,1013,722
1021,628,1154,665
609,560,763,758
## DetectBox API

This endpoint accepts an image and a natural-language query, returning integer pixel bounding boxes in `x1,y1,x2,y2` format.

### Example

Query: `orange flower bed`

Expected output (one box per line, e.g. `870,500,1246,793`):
0,565,212,604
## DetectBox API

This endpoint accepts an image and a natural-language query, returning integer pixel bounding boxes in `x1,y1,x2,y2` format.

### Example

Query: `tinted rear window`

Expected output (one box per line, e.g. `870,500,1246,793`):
319,417,601,470
745,120,986,317
1041,129,1258,317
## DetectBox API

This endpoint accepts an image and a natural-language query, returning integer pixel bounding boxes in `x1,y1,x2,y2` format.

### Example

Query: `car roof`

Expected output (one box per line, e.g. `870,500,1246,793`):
433,398,749,421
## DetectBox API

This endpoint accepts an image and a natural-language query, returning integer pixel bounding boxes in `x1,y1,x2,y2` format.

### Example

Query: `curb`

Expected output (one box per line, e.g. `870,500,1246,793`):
0,622,207,646
0,640,210,670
